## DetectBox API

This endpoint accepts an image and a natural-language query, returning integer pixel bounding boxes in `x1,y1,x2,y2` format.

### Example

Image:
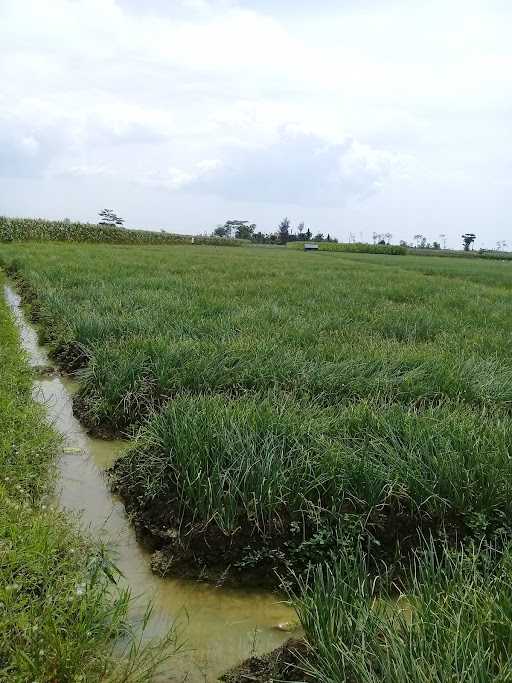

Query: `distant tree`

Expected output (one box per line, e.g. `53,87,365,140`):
384,232,392,244
225,220,247,239
326,233,332,242
98,209,124,227
377,239,386,245
413,234,424,248
313,232,325,242
234,221,256,240
462,233,476,251
305,227,312,241
372,231,378,244
432,241,441,249
278,217,291,243
213,219,255,239
399,240,408,247
296,222,305,240
213,224,229,238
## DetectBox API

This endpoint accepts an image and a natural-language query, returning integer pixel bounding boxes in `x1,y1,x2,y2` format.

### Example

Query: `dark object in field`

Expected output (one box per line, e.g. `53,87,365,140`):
303,242,318,251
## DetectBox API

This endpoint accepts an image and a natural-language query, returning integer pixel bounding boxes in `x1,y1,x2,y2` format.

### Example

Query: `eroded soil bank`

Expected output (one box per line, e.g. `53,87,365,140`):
5,284,296,682
221,639,311,683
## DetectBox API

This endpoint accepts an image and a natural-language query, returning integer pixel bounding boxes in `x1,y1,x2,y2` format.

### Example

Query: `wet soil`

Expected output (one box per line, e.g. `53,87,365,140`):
221,639,312,683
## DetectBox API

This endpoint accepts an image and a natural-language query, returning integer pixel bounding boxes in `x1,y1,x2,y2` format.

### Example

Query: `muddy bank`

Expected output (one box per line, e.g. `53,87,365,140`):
110,468,298,587
221,639,312,683
110,454,467,590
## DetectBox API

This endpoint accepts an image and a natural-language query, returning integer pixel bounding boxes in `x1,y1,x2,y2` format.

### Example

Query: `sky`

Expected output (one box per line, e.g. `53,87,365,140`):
1,0,511,248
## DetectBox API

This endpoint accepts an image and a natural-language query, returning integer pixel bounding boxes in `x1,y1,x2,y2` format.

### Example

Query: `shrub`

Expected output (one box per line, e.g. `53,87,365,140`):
288,241,407,255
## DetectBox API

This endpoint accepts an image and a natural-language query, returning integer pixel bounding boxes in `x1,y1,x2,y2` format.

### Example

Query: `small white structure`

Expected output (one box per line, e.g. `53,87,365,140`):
304,243,319,251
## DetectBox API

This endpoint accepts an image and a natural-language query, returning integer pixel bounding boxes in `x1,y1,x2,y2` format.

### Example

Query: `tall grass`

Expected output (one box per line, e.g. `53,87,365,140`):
3,243,512,432
292,542,512,682
4,239,512,675
112,395,512,569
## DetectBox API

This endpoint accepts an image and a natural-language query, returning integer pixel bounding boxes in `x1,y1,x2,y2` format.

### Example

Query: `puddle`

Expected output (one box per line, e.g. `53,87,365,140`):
4,284,294,681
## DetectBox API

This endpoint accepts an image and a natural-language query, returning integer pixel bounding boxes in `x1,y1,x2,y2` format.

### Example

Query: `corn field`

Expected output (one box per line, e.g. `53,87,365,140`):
0,216,245,247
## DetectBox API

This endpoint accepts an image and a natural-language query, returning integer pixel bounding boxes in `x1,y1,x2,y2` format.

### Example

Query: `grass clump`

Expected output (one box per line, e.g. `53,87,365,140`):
292,542,512,682
0,276,176,681
112,395,512,578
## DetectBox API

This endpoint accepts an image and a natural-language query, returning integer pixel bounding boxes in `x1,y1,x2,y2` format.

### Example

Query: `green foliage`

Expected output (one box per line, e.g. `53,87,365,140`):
288,240,407,255
462,232,477,251
0,274,177,681
0,215,244,247
4,240,512,676
98,208,124,227
2,243,512,434
113,394,512,546
292,542,512,682
478,249,512,260
3,242,512,573
277,217,290,243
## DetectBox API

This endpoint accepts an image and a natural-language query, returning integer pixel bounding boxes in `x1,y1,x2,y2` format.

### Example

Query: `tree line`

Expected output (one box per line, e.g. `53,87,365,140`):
405,233,479,251
96,211,487,253
212,218,337,244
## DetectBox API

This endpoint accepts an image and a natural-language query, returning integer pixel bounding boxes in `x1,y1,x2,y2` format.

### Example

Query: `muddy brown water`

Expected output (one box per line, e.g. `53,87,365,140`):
4,285,295,681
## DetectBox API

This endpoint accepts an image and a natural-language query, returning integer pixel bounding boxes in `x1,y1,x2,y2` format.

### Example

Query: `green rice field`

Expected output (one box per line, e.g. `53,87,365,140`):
2,239,512,679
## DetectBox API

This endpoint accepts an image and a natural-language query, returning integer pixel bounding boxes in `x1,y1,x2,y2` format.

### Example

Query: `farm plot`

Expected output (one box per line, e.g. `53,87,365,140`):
2,242,512,582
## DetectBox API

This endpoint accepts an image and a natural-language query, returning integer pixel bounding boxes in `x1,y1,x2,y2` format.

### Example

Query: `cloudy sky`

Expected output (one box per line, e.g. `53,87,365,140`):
1,0,510,247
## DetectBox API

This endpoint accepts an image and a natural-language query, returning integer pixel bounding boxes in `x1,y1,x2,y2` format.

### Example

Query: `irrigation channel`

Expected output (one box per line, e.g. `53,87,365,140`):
5,284,295,681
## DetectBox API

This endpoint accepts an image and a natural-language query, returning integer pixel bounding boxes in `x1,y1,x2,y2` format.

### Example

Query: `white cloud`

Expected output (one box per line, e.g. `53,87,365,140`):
174,129,410,205
0,0,511,244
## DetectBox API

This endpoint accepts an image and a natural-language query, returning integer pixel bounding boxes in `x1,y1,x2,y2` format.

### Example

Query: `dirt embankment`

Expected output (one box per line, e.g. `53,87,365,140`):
221,639,313,683
110,456,468,589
